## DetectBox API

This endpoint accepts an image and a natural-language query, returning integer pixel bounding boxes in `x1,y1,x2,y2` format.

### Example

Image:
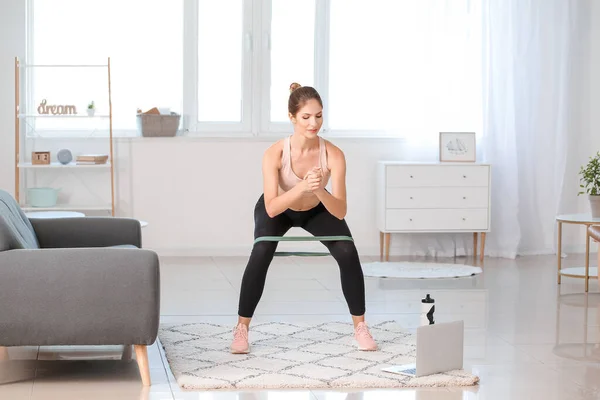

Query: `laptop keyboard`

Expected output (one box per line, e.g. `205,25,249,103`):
402,367,417,375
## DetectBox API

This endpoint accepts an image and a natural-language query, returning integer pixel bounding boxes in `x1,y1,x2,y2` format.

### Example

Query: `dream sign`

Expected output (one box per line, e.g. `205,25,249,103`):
37,99,77,115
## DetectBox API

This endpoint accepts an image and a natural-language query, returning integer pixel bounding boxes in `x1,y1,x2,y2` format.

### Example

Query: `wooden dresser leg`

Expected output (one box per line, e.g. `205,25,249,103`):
380,232,384,260
134,345,151,386
473,232,478,259
385,233,391,261
0,346,8,361
480,232,486,262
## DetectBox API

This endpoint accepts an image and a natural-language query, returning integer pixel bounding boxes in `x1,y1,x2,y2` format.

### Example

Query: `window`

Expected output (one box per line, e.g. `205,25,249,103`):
268,0,316,124
196,0,246,125
29,0,183,135
326,0,483,139
28,0,482,139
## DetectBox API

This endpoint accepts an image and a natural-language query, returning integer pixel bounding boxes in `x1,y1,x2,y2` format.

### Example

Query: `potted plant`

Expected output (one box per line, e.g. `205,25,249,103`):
86,101,95,116
578,151,600,218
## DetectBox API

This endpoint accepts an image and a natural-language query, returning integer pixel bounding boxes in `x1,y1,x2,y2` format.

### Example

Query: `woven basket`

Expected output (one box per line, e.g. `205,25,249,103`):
136,113,181,137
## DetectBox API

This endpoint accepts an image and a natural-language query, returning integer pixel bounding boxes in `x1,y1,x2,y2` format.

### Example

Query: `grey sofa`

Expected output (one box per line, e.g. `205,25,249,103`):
0,189,160,386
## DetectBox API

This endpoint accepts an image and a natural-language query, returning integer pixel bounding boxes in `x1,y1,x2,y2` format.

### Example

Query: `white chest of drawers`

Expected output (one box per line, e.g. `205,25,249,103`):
376,161,491,261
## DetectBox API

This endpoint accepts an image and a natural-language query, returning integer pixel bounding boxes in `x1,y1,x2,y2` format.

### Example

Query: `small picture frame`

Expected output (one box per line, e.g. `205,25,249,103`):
439,132,476,162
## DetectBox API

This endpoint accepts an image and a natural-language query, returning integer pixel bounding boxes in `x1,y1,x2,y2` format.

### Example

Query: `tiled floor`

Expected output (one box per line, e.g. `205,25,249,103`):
1,252,599,399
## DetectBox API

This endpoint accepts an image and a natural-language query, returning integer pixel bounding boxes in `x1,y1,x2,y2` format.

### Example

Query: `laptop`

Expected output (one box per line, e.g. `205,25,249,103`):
381,320,464,377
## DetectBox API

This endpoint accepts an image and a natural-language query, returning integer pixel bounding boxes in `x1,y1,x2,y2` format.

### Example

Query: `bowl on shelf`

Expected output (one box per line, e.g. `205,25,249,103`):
27,187,60,207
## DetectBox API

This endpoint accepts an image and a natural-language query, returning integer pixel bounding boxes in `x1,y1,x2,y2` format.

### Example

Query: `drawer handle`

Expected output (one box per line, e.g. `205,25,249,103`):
463,175,467,178
463,196,466,199
462,217,466,221
409,218,413,221
410,175,414,178
410,196,413,200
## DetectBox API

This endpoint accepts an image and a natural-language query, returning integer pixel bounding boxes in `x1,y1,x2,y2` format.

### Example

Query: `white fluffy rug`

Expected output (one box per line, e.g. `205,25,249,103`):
362,261,482,279
158,321,479,390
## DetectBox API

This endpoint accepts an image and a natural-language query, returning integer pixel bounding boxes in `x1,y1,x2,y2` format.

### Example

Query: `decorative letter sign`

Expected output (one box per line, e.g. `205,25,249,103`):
37,99,78,115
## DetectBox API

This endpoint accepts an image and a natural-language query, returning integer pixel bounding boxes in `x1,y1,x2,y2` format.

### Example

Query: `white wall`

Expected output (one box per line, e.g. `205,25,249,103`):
592,1,600,153
116,137,415,255
1,1,599,257
21,135,423,256
0,0,25,196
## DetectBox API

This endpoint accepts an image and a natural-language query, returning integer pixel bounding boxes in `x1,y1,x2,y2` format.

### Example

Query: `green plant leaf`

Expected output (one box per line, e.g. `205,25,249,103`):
578,151,600,195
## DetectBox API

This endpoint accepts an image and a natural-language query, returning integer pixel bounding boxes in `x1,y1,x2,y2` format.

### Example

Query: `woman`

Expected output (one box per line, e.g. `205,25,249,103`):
231,83,377,354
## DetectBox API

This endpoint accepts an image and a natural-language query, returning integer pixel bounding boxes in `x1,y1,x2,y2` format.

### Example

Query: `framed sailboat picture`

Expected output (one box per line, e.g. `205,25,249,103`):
439,132,476,162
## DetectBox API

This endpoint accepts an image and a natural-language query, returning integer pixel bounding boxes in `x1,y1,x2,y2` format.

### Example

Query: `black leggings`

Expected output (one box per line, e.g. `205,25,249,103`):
238,194,366,318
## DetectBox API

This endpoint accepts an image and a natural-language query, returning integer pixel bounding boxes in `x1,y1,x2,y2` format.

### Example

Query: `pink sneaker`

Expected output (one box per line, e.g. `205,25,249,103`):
354,322,377,351
230,323,249,354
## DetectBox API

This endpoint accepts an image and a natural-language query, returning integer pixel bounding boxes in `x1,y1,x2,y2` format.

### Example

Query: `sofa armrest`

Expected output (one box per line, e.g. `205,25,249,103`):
0,248,159,346
0,217,12,251
29,217,142,248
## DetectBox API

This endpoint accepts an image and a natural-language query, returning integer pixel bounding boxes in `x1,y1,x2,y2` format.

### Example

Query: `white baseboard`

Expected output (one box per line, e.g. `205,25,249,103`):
151,246,251,257
147,244,598,259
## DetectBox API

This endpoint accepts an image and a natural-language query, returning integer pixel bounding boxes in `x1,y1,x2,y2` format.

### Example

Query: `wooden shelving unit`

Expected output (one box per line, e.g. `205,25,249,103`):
14,57,115,216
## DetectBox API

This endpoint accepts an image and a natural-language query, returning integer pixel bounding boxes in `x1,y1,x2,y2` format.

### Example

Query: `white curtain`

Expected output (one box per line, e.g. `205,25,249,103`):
395,0,592,259
482,0,591,257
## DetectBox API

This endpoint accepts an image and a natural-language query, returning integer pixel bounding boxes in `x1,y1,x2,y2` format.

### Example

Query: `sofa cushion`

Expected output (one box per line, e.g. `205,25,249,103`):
0,190,40,250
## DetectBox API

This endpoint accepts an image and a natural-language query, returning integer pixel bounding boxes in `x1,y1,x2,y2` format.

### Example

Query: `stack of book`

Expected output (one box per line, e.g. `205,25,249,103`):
76,154,109,165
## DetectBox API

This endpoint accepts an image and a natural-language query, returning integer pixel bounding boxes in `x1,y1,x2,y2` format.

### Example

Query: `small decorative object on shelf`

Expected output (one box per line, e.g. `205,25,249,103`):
37,99,77,115
136,106,181,137
578,150,600,218
32,151,51,165
56,149,73,165
87,101,96,116
76,154,108,165
27,187,60,208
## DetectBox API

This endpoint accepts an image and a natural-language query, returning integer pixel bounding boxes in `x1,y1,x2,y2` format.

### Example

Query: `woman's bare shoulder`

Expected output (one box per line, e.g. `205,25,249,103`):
323,138,345,163
263,138,285,167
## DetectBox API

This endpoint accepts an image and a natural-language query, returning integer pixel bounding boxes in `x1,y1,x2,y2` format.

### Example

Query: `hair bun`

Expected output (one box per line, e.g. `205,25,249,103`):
289,82,302,93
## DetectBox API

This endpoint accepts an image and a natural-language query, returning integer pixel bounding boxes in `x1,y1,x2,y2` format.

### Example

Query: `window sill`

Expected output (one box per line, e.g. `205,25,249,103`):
114,131,410,143
27,131,410,143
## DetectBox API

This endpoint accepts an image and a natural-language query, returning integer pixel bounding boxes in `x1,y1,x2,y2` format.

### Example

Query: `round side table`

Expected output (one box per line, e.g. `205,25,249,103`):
25,211,85,219
556,213,600,292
